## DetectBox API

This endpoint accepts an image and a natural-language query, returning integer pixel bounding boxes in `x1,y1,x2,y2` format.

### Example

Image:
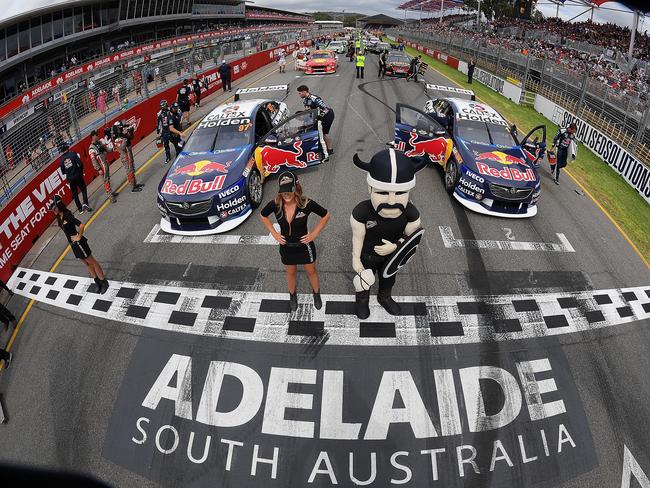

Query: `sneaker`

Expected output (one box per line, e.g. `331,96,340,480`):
4,352,12,370
82,204,93,213
554,179,559,185
131,185,143,193
110,195,117,203
78,207,85,214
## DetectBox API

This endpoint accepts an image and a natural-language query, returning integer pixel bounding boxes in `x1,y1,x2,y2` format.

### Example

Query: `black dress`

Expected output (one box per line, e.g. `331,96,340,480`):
261,199,328,265
59,210,92,259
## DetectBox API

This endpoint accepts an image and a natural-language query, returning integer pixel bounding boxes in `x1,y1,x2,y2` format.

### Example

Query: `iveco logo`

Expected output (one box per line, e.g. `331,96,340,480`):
182,202,191,210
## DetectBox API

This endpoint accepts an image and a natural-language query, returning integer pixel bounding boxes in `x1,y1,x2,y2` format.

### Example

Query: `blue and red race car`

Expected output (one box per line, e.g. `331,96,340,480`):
157,85,327,235
394,85,546,218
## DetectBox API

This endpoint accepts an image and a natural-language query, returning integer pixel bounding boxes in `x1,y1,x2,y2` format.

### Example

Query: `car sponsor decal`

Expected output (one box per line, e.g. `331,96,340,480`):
235,85,289,95
476,163,536,182
171,160,231,178
457,102,508,126
161,176,226,196
458,177,485,194
404,131,447,162
199,117,252,128
477,151,528,167
260,140,319,175
425,84,475,98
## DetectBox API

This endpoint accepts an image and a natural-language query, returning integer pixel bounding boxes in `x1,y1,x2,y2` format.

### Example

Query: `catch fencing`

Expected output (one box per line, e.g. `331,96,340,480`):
392,29,650,170
0,28,311,206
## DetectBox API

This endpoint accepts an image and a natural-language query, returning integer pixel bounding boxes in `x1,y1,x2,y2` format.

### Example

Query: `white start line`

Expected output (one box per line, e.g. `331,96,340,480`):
8,266,649,347
143,224,277,245
439,226,576,253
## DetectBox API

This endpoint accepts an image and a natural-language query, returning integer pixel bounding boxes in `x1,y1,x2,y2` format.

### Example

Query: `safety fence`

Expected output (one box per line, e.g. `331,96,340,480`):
0,29,312,205
0,37,312,282
392,29,650,170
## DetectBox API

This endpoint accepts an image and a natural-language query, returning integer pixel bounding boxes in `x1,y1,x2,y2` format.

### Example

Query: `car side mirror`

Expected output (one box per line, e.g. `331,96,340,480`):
264,136,278,145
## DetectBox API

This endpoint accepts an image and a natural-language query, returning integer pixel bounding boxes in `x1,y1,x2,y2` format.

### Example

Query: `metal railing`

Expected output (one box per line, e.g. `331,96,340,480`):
0,29,312,205
392,29,650,170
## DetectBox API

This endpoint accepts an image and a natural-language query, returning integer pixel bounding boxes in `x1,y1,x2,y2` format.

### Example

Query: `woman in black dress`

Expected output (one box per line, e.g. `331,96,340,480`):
260,172,330,311
47,195,109,294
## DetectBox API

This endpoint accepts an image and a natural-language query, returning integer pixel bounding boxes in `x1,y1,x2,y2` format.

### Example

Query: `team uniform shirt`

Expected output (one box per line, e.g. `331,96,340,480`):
88,141,107,170
58,210,83,242
60,151,84,181
261,199,328,244
302,94,331,115
352,200,419,257
157,109,175,136
192,79,202,94
177,85,191,110
553,128,577,158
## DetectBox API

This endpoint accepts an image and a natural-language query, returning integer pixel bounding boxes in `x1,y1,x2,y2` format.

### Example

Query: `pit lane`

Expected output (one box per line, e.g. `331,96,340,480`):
0,52,649,488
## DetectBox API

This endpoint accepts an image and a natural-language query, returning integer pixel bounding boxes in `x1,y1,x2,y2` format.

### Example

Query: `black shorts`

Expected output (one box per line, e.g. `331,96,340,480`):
179,101,190,113
70,237,92,260
279,242,316,265
321,110,334,135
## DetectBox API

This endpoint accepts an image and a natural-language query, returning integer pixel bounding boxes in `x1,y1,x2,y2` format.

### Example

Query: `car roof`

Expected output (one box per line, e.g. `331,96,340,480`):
445,98,509,126
202,99,264,121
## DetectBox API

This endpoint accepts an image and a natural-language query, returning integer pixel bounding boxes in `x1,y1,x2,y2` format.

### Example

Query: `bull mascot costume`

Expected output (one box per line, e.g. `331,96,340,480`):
351,148,427,319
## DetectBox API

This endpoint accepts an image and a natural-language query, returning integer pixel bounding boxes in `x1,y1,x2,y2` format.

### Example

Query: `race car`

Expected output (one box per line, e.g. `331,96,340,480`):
294,48,310,71
157,86,327,235
384,51,411,77
326,40,347,54
394,85,546,218
304,50,338,75
368,41,390,54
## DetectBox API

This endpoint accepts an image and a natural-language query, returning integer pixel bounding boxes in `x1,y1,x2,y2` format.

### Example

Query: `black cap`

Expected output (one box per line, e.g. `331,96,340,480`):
278,171,297,193
58,142,70,153
47,194,62,211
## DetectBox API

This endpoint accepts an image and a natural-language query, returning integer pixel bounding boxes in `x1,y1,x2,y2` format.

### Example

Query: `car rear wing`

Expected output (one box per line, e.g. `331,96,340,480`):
425,84,475,101
234,84,290,101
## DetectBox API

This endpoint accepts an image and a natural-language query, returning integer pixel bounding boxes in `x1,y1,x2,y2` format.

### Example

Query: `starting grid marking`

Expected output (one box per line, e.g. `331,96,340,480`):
143,224,277,245
9,267,650,346
439,226,576,253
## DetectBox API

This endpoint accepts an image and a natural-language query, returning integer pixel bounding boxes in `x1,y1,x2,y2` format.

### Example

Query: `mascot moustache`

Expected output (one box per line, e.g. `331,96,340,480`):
350,148,427,320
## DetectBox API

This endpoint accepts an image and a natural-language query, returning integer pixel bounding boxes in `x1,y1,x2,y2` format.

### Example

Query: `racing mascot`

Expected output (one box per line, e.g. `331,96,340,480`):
351,148,427,320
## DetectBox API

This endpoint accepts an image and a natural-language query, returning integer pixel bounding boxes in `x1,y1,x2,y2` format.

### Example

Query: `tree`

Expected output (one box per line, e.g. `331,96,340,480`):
312,12,333,21
463,0,513,21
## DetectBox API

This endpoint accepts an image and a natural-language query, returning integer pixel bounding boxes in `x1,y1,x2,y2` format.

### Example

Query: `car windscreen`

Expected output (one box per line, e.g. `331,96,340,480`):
388,55,409,64
457,119,515,146
311,53,332,59
184,120,253,152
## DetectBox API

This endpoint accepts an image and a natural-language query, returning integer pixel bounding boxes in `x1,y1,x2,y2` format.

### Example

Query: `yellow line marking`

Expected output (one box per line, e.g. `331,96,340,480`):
410,45,650,270
2,65,281,364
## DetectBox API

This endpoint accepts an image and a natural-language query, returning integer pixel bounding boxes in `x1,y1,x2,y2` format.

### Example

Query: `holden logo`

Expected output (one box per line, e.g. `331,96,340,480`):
509,187,516,194
182,202,191,210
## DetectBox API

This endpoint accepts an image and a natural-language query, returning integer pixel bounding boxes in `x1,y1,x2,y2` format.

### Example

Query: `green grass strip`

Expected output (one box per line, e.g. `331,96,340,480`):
390,38,650,264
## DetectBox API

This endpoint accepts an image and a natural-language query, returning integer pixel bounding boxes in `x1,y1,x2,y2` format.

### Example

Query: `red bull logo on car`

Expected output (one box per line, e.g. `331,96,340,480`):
261,140,315,175
161,175,226,196
171,160,231,178
405,131,447,162
477,151,528,167
476,162,536,182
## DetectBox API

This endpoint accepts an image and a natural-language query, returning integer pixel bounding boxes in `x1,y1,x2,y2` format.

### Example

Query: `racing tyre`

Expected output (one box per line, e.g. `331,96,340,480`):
444,158,459,194
246,169,263,209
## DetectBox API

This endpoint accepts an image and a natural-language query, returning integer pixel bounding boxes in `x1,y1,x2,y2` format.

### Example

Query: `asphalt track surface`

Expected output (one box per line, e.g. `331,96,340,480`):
1,54,649,488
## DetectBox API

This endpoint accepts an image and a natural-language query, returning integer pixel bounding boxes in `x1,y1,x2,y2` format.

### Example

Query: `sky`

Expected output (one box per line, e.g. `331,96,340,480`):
1,0,648,33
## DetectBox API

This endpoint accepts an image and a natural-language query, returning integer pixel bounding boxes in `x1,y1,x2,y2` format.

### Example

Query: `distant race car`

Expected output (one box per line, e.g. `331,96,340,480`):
394,85,546,218
368,41,390,54
304,50,338,75
385,51,411,77
326,40,347,54
157,86,328,235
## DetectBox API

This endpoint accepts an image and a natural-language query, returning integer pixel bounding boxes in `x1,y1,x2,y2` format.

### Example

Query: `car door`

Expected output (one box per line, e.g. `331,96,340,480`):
518,125,547,166
394,103,451,164
256,109,324,177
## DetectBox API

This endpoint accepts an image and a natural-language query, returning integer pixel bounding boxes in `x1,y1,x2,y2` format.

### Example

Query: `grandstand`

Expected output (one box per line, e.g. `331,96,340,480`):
0,1,312,102
0,1,314,203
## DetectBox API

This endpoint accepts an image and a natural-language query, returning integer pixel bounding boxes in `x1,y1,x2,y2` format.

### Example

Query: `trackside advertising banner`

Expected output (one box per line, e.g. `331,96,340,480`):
103,331,597,487
0,41,305,282
535,94,650,205
473,68,522,104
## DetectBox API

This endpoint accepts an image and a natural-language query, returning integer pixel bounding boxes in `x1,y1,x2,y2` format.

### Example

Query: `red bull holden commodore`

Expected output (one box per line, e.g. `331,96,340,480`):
157,85,327,235
304,50,338,75
394,85,546,218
